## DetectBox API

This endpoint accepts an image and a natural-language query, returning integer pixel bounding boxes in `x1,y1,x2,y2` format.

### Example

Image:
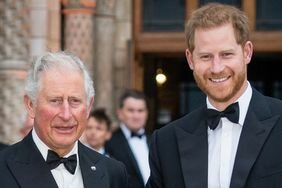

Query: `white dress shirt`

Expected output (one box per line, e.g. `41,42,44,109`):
32,130,84,188
207,82,252,188
120,124,150,184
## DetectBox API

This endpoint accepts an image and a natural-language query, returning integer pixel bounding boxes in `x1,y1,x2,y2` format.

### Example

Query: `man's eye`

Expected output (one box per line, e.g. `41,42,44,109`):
127,109,135,113
69,98,81,105
50,99,61,104
222,53,233,58
200,55,211,61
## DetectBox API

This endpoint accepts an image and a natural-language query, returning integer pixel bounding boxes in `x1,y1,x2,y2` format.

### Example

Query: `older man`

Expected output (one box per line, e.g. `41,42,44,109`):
0,51,127,188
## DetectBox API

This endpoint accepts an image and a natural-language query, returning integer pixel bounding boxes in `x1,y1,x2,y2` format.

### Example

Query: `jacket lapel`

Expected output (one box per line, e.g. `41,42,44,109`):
118,129,144,182
79,142,107,188
6,133,58,188
175,107,208,188
230,89,279,188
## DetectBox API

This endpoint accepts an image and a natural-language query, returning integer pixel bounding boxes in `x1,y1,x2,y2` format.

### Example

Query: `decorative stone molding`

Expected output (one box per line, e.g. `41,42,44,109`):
61,0,95,74
62,0,95,14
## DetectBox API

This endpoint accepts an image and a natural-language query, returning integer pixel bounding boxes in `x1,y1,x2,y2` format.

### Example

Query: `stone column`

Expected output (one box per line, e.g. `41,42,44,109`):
94,0,116,115
30,0,61,58
0,0,30,144
62,0,95,74
113,0,132,112
47,0,61,52
29,0,48,58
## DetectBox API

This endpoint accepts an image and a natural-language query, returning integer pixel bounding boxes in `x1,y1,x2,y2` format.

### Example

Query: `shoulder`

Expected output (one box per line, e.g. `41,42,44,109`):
0,143,8,151
106,128,125,146
79,143,127,185
0,140,25,184
154,105,206,137
79,142,125,171
102,157,128,186
102,155,127,173
251,88,282,115
110,128,123,139
0,139,24,161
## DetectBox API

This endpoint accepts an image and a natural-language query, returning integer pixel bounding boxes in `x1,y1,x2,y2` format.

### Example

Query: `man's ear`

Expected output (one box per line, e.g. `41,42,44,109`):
24,95,35,118
185,49,194,70
244,41,253,65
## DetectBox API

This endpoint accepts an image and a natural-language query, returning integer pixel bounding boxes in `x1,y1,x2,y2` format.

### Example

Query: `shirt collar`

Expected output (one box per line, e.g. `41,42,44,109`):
120,123,145,140
206,81,252,126
32,129,78,161
97,147,106,155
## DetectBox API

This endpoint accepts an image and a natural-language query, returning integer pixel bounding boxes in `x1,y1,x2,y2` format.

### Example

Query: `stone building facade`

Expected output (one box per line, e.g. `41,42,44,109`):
0,0,132,144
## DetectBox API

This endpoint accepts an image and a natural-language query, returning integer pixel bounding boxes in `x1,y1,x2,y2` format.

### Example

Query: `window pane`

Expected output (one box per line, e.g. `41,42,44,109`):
199,0,241,6
142,0,185,32
256,0,282,30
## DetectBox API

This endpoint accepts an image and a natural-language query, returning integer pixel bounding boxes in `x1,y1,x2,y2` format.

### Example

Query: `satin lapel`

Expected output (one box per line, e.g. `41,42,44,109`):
230,91,279,188
175,111,208,188
118,130,144,181
79,143,107,188
7,134,58,188
146,134,151,147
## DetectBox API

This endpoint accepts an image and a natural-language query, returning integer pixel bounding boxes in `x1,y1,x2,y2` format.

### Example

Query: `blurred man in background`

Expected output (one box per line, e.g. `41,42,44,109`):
106,89,150,188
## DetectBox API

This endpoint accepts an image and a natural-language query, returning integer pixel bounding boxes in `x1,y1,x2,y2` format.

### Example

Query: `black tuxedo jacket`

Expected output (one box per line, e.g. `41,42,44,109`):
0,142,8,151
0,133,128,188
106,128,150,188
146,88,282,188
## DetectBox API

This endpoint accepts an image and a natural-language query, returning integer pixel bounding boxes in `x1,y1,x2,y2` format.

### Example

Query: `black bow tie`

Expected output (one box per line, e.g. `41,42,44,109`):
46,150,77,174
131,132,144,139
206,102,239,130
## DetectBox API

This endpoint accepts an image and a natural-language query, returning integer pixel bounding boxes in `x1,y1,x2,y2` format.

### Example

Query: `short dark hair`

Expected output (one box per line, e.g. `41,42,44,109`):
88,108,111,130
119,89,147,108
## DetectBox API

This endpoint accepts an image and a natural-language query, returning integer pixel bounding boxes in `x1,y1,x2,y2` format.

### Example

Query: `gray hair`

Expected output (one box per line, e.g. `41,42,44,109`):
25,51,95,104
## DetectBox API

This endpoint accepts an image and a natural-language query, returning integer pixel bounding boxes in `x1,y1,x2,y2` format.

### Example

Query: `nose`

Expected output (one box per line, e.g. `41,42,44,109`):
132,111,143,120
210,56,224,73
59,101,72,120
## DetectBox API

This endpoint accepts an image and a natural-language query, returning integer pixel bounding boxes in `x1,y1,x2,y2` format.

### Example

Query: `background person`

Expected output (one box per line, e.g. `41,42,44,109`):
20,114,34,138
106,89,150,188
82,108,112,156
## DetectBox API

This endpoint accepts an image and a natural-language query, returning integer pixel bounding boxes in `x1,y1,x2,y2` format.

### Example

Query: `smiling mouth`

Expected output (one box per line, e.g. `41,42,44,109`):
55,126,75,133
210,76,230,83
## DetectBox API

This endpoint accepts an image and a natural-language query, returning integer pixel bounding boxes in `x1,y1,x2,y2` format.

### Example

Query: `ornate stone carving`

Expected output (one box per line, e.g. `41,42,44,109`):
0,0,30,144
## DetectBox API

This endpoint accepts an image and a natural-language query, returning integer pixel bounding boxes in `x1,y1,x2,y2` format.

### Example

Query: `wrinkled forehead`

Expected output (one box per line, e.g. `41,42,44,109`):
37,64,84,90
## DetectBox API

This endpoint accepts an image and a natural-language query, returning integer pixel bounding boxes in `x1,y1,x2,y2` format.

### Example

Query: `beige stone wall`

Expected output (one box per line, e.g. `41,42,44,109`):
113,0,132,116
64,13,94,73
0,0,30,143
93,0,116,114
61,0,95,74
30,0,61,58
0,72,27,143
47,0,61,52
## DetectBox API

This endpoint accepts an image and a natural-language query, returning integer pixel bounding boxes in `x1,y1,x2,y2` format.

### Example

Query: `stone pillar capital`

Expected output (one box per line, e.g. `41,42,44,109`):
61,0,96,14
